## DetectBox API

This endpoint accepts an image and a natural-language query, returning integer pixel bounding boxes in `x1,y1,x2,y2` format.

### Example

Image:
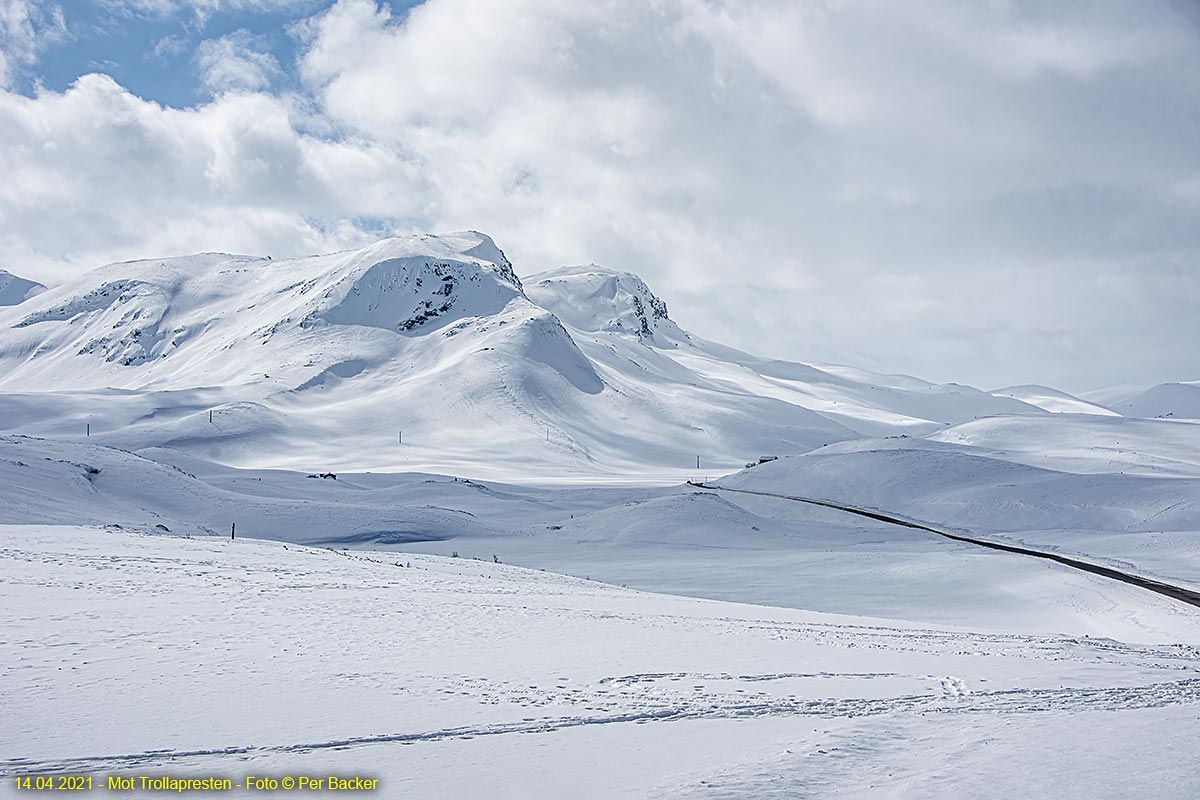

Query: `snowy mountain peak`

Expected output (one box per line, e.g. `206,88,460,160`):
0,269,47,306
0,232,535,389
351,230,521,290
307,231,524,334
525,265,685,345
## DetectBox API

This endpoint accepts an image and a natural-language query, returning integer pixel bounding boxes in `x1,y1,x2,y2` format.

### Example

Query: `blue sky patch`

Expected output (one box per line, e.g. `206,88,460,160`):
17,1,419,107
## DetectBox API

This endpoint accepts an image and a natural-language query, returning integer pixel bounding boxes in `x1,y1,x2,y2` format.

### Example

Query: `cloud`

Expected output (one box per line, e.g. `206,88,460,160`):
195,29,280,92
0,0,66,87
101,0,318,26
0,72,421,282
1,0,1199,391
152,33,188,60
290,0,1200,390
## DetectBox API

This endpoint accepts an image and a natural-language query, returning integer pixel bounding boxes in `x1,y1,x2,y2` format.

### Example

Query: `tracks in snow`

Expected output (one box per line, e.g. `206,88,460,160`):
7,674,1200,776
695,483,1200,609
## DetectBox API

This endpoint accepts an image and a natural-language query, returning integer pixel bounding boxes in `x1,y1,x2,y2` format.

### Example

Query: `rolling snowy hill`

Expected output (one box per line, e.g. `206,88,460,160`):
990,384,1118,416
3,432,1196,639
1113,382,1200,420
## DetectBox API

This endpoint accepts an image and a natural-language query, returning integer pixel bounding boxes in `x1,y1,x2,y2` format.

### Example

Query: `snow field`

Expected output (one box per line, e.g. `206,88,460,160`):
3,525,1199,798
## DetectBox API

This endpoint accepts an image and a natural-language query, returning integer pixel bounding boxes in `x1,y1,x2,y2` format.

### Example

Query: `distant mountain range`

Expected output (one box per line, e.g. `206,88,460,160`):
0,232,1191,479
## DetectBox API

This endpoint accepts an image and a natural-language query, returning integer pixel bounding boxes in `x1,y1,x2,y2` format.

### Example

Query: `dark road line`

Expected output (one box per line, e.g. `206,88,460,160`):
692,482,1200,610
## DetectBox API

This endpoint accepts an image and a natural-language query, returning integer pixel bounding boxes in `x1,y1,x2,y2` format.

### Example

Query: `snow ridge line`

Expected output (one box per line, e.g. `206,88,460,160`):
696,483,1200,609
6,678,1200,776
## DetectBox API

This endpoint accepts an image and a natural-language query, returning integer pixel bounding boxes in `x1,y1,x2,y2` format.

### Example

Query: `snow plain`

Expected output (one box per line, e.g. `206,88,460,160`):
4,526,1199,799
2,232,1199,797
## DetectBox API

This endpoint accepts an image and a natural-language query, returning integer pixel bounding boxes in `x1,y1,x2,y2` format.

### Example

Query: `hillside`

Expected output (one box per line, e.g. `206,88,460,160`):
5,433,1197,638
990,384,1118,416
1115,382,1200,420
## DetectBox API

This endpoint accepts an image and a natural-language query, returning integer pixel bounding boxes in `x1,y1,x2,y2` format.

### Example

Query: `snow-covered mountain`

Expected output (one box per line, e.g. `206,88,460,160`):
0,269,45,305
6,237,1200,797
0,232,1047,479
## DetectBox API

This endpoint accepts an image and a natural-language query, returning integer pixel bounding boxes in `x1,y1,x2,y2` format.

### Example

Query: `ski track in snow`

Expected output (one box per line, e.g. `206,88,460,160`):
9,674,1200,776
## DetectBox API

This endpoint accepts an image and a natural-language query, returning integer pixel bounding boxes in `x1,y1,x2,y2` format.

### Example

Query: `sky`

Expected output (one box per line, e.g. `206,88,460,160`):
0,0,1197,393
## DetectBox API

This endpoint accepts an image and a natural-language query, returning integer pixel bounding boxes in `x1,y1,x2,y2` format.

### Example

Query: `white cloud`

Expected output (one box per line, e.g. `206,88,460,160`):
2,0,1199,391
288,0,1200,390
195,29,280,92
152,33,188,60
0,73,420,281
0,0,65,87
102,0,316,26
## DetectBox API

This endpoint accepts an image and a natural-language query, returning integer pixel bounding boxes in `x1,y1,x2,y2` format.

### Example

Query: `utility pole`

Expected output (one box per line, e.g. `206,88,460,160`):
209,410,213,424
86,423,90,437
398,430,402,445
696,455,700,470
230,522,236,541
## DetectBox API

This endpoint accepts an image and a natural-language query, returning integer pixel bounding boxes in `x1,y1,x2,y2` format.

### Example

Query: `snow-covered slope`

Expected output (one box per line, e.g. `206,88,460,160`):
1115,382,1200,420
1083,381,1200,420
526,265,687,345
525,265,1044,437
0,234,1045,480
6,433,1196,637
0,269,45,305
930,413,1200,477
720,425,1200,596
5,525,1199,798
0,434,502,545
991,384,1118,415
726,435,1200,532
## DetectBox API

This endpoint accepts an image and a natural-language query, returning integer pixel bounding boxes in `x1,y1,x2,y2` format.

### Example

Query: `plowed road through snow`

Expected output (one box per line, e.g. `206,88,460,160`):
697,483,1200,609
